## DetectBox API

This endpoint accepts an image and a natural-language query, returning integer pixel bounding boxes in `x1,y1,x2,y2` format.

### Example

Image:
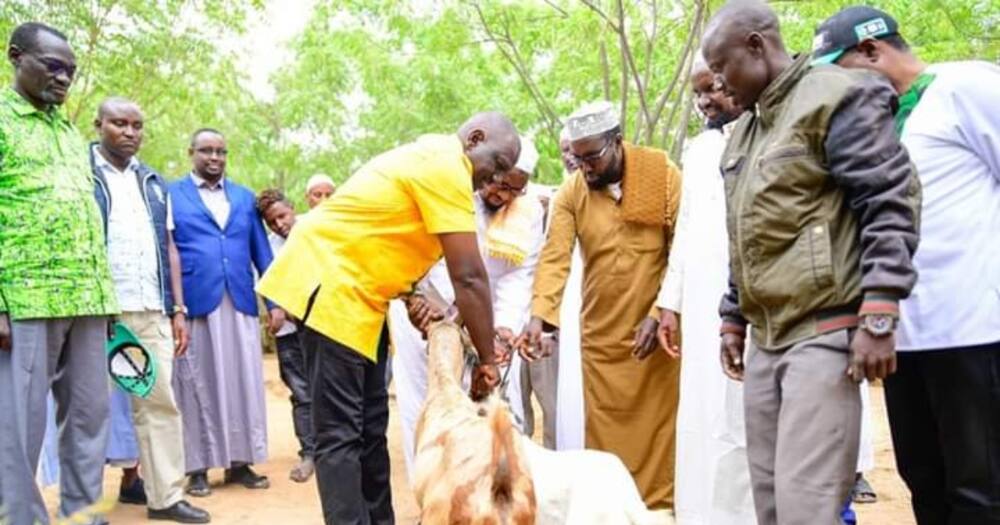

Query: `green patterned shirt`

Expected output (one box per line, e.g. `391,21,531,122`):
0,88,119,319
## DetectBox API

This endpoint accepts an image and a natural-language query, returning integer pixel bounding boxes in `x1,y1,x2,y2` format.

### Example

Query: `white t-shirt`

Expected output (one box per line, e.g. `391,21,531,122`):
896,61,1000,351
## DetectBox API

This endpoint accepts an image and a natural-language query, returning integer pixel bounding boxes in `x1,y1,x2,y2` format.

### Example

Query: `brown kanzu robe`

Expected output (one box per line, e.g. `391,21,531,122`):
531,145,682,508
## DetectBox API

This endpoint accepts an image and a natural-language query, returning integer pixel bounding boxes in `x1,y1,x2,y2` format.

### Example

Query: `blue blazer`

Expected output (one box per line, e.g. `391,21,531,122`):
168,176,273,317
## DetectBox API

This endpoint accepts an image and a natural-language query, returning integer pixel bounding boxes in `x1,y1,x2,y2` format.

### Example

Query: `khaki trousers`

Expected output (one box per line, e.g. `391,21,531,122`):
120,311,186,510
519,351,559,449
744,328,860,525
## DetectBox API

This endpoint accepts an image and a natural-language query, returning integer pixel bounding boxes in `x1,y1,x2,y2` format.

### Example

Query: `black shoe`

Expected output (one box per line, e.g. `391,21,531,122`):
148,500,212,523
185,472,212,497
119,477,148,505
223,465,270,489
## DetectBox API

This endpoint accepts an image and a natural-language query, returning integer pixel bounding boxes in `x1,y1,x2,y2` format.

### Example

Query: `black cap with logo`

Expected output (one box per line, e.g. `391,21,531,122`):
812,5,899,65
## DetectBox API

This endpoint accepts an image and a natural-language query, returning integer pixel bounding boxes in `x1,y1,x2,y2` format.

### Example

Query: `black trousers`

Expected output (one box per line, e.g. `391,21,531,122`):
884,341,1000,525
303,325,393,525
276,332,315,459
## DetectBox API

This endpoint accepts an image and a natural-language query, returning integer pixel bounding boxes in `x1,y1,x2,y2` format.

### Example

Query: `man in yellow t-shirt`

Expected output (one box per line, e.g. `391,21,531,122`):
257,112,520,525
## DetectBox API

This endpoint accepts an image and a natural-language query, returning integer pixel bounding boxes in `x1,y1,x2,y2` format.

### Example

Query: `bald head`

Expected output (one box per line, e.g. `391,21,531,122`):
458,111,521,189
94,96,144,165
690,53,743,129
700,0,791,109
704,0,781,46
691,52,709,77
98,96,141,120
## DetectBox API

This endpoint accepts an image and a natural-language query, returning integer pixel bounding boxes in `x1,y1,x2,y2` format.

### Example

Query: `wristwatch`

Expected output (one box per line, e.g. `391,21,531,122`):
172,304,188,316
859,314,896,337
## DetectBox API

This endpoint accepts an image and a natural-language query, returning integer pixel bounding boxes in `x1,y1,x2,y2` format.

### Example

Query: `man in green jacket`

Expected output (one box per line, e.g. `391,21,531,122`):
700,1,921,523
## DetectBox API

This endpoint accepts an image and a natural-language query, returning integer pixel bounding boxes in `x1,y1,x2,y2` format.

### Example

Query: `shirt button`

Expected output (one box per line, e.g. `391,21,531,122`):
220,234,226,239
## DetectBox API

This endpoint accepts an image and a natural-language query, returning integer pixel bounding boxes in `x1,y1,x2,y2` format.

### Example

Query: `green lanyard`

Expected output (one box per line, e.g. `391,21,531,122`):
895,72,936,136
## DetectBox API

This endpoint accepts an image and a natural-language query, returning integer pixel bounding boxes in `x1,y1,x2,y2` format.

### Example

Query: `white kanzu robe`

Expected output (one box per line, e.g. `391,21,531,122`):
656,128,756,524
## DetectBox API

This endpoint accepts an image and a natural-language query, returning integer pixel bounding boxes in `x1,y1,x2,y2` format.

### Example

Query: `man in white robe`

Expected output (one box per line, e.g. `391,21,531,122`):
655,56,756,524
544,129,587,452
388,138,546,483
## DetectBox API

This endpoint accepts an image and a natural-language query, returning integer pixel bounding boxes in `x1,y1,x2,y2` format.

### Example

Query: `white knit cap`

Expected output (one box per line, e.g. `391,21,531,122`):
306,174,335,192
565,101,620,141
514,136,539,174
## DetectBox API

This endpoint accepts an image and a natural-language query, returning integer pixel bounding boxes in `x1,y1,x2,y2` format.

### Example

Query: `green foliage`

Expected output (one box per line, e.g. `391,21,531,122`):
2,0,997,205
0,0,264,183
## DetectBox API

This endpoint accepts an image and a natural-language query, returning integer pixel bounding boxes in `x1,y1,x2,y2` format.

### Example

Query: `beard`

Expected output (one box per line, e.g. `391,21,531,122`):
707,110,740,130
585,162,622,190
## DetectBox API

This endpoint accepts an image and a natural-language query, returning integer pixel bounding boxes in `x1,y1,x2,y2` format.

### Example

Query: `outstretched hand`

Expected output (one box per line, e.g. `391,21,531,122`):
0,313,11,352
720,333,746,381
657,309,681,358
515,316,557,363
405,294,445,337
470,362,500,401
632,316,660,360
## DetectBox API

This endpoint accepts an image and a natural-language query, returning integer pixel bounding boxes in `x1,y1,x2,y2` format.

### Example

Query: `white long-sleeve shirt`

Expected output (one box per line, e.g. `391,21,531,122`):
896,61,1000,351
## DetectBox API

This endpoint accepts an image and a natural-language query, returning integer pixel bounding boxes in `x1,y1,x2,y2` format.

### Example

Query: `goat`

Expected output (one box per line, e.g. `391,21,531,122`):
413,322,672,525
413,322,537,525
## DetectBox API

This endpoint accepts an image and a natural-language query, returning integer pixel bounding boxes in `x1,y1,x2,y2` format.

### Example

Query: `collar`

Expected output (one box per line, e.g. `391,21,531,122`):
756,53,811,128
721,120,737,138
2,87,70,123
92,144,140,175
894,71,936,136
190,172,225,190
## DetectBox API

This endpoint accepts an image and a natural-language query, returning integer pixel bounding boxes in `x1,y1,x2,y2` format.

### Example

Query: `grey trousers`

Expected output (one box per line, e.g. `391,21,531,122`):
520,349,559,449
744,328,860,525
0,316,110,525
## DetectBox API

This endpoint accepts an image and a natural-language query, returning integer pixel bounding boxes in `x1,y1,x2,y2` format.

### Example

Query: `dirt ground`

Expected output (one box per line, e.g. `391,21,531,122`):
46,354,915,524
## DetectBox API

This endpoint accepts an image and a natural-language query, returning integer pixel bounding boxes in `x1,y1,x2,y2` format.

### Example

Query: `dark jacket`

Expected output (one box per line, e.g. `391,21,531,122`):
91,144,176,314
718,54,921,350
168,175,273,318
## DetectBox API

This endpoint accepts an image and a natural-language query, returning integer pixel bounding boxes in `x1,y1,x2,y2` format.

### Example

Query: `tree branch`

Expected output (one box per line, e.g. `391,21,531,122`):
541,0,569,17
579,0,619,32
671,90,696,159
70,1,118,124
471,2,561,138
635,0,658,142
615,0,652,143
599,39,611,101
646,0,704,143
661,35,697,148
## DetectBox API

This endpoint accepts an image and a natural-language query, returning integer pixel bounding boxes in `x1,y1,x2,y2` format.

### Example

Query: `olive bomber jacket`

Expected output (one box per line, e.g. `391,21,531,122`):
718,54,921,350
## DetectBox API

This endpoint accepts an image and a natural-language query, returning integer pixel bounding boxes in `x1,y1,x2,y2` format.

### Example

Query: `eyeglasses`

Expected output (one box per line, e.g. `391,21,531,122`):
571,140,614,166
31,54,76,79
490,173,528,196
195,147,228,156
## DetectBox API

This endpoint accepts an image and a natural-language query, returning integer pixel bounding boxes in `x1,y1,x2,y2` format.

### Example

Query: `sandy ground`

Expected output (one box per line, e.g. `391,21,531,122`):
44,354,916,524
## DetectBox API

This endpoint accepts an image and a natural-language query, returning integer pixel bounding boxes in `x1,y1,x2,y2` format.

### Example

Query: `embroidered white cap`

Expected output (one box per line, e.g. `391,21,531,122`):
514,136,539,174
565,101,621,141
306,174,335,192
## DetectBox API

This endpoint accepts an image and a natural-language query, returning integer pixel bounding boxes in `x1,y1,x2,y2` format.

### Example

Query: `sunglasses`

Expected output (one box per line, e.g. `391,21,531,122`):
30,54,77,79
571,139,614,166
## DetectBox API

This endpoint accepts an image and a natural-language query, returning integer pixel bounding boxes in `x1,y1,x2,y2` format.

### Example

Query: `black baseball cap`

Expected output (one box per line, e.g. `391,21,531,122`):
812,6,899,65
